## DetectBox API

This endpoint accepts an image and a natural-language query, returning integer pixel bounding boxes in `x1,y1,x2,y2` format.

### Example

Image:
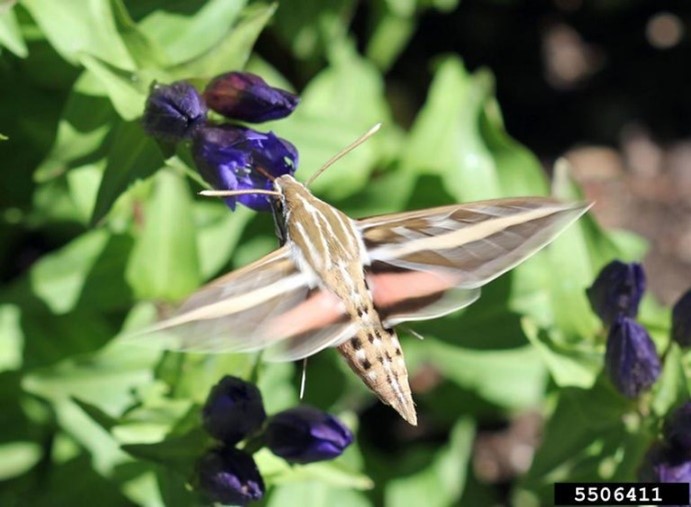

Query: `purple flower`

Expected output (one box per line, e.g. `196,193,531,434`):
202,376,267,445
655,456,691,484
197,447,264,506
265,406,353,464
605,316,661,398
142,81,207,142
640,443,691,507
672,288,691,348
664,402,691,454
192,125,297,211
204,71,299,123
586,261,646,326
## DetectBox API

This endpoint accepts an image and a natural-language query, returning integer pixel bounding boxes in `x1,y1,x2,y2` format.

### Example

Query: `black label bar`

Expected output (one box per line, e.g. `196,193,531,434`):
554,482,689,505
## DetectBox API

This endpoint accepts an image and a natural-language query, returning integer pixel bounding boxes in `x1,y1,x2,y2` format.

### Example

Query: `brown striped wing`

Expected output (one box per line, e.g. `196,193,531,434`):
359,197,590,327
126,245,354,359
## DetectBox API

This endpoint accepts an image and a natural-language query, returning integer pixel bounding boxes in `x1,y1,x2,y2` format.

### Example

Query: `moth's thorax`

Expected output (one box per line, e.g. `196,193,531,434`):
275,176,368,276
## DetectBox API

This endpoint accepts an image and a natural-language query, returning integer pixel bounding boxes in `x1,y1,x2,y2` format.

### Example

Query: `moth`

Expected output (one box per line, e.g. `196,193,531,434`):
137,125,589,426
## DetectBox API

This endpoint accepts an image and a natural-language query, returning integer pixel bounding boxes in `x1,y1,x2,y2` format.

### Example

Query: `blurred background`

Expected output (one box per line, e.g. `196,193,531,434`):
1,1,689,506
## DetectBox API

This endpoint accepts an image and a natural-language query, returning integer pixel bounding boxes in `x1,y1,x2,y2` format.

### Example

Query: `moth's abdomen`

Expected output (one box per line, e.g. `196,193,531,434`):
337,327,417,426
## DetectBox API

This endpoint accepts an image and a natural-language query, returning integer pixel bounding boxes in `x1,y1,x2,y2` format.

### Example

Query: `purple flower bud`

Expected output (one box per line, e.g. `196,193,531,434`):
672,289,691,348
192,125,297,211
265,406,353,464
655,456,691,484
664,402,691,453
605,316,661,398
640,442,691,507
586,261,646,326
202,376,266,445
204,72,299,123
197,447,264,506
142,81,207,143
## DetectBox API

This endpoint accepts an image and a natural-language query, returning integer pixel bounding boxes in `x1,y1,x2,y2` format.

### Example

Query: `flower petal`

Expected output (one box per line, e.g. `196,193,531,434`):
672,288,691,348
202,376,267,445
197,447,265,506
142,81,207,143
192,125,298,211
605,316,661,398
204,71,299,123
586,261,645,326
265,406,353,464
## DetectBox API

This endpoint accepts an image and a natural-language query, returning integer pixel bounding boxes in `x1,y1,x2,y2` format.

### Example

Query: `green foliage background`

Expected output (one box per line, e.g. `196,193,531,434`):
0,1,687,506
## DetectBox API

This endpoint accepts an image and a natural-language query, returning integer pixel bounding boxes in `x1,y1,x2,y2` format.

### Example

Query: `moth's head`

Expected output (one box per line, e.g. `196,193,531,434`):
273,174,301,193
274,174,312,212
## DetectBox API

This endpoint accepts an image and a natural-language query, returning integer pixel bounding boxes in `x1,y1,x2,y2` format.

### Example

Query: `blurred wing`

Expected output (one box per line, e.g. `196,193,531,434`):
126,245,353,361
359,197,590,327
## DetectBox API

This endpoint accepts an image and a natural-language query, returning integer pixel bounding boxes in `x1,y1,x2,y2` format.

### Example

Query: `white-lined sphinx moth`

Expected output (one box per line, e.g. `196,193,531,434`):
136,128,589,426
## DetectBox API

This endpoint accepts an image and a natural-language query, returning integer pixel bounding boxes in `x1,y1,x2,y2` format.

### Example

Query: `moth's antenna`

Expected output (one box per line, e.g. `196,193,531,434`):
199,165,281,199
299,358,308,400
199,189,281,198
305,122,382,187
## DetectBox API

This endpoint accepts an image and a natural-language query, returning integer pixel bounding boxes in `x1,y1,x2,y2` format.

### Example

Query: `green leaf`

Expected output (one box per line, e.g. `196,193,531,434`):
112,394,195,444
29,229,110,314
14,453,135,506
0,305,23,371
0,7,28,57
523,318,601,388
269,0,353,61
126,169,201,301
139,0,247,66
171,2,276,79
156,466,200,507
22,344,161,473
19,229,132,315
268,480,371,507
18,309,116,369
79,55,151,120
256,362,299,414
0,441,41,480
34,76,116,183
525,378,636,488
366,9,415,71
480,99,549,196
91,119,165,224
22,0,135,68
66,163,106,223
611,428,656,481
110,0,166,69
545,218,600,341
194,202,253,279
385,419,474,507
405,338,547,409
121,429,207,476
72,396,119,432
29,177,86,225
652,344,689,417
401,57,502,201
258,448,373,491
23,343,158,409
